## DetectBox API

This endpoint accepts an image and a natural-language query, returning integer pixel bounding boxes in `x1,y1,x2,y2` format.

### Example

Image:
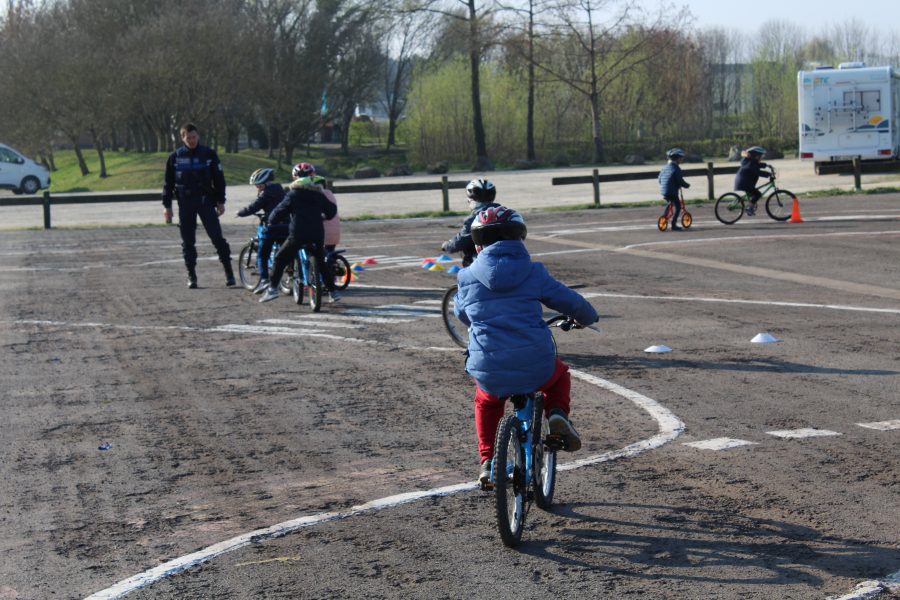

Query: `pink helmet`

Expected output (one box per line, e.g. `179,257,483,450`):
471,206,527,247
291,162,315,179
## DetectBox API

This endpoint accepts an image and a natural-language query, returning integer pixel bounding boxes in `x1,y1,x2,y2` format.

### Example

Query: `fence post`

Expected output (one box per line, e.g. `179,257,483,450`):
706,162,715,201
592,169,600,206
852,157,862,191
441,175,449,211
42,191,51,229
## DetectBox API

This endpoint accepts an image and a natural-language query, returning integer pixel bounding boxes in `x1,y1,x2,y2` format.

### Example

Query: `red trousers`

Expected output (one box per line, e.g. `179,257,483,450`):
474,358,571,462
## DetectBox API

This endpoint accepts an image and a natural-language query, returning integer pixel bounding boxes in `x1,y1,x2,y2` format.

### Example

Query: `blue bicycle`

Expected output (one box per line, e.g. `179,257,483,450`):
289,244,325,312
490,315,587,547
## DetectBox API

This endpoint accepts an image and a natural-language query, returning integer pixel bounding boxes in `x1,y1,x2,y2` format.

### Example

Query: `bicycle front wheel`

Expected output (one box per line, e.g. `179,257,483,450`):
532,394,557,510
681,210,693,229
714,193,745,225
332,254,351,290
766,189,795,221
441,285,468,348
238,242,259,290
291,259,303,305
307,257,323,312
494,415,526,547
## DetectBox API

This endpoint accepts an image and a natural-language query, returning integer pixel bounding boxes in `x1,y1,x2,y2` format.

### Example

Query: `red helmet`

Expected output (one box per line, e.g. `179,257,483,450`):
471,206,527,247
292,162,315,179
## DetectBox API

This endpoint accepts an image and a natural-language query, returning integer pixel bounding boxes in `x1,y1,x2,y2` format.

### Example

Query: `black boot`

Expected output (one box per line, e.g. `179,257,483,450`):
223,261,236,287
187,267,198,289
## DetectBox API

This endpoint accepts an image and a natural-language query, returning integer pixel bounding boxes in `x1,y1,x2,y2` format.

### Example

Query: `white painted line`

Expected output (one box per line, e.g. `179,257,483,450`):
766,428,842,439
84,368,684,599
683,438,758,450
856,420,900,431
375,304,440,313
348,283,447,292
582,292,900,316
828,572,900,600
212,324,373,343
259,318,365,330
343,308,441,318
621,229,900,251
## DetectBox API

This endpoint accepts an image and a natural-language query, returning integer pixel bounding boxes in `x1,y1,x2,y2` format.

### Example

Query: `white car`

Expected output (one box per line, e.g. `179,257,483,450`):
0,143,51,194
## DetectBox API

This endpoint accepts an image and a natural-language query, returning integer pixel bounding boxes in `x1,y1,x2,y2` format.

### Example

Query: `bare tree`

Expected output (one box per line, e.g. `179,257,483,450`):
533,0,688,163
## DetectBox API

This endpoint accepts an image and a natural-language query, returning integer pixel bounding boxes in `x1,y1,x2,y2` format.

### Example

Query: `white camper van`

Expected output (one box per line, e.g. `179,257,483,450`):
797,63,900,171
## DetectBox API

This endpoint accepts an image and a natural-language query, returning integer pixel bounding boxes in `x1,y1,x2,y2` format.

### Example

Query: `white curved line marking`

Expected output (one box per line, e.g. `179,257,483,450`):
84,369,683,599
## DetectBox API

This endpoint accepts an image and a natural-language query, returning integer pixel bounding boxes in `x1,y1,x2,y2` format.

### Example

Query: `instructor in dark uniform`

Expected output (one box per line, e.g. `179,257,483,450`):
162,122,235,288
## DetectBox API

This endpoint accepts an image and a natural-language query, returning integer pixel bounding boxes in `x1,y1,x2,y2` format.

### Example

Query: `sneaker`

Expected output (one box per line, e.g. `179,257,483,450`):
327,291,341,303
671,225,682,231
478,458,493,490
745,205,756,216
225,273,236,287
259,287,279,303
253,279,270,294
187,278,198,289
548,409,582,452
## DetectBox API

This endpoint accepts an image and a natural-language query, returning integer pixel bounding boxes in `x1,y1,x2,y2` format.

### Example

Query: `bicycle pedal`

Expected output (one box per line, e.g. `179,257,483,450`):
545,434,566,451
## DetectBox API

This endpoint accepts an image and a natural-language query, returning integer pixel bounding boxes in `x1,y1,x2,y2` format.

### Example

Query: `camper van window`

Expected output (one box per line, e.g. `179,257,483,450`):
843,90,881,111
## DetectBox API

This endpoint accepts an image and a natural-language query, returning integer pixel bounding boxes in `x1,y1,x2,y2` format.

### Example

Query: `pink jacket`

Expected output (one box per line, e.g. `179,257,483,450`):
322,189,340,245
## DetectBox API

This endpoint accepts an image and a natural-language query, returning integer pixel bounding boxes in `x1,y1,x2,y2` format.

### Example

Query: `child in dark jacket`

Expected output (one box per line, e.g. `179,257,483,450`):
442,179,501,266
734,146,772,215
658,148,691,231
236,168,289,293
454,206,599,488
259,163,337,303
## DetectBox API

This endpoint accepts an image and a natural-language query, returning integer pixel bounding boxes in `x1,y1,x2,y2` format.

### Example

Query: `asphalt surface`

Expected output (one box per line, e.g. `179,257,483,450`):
0,193,898,599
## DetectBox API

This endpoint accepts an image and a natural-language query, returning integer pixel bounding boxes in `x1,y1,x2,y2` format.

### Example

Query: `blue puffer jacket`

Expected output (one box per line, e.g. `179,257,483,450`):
658,162,689,198
455,240,599,397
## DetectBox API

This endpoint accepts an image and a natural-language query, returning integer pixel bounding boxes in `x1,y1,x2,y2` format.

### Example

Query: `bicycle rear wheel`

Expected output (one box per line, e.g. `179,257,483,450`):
657,215,669,231
494,415,526,547
307,257,323,312
714,193,745,225
441,285,468,348
238,242,259,290
332,254,351,290
279,258,293,295
766,189,795,221
532,394,557,510
291,259,303,305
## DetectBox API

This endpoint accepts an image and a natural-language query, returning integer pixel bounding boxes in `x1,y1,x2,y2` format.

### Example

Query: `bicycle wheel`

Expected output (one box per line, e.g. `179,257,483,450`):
532,394,557,510
766,189,795,221
307,257,323,312
332,254,351,290
657,215,668,231
237,242,259,290
681,210,693,229
441,285,468,348
494,415,526,547
291,259,303,305
279,259,293,295
714,192,745,225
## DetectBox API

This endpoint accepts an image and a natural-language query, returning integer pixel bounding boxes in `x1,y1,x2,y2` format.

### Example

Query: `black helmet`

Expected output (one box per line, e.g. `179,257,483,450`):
465,179,496,203
745,146,766,158
470,206,527,247
666,148,686,160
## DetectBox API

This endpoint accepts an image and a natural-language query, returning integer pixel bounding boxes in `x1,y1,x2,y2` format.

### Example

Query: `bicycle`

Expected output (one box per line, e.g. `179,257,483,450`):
657,189,692,231
288,243,325,312
714,166,796,225
490,315,595,547
441,284,468,348
237,214,291,294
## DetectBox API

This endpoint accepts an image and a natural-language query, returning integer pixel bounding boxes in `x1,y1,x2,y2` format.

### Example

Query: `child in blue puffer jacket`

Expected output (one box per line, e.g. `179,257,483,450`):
454,206,599,488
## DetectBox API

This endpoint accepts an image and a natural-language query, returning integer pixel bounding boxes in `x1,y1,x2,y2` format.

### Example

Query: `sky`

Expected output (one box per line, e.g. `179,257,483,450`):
684,0,900,37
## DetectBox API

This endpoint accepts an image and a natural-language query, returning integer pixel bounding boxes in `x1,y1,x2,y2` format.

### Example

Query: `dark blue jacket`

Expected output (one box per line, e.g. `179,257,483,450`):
454,240,598,397
162,144,226,208
268,186,337,243
658,162,690,198
236,183,288,223
734,157,771,192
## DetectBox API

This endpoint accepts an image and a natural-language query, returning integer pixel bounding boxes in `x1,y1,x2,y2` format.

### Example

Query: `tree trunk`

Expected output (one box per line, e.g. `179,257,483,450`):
386,117,397,151
590,93,604,164
467,0,492,171
71,135,90,176
525,3,536,162
90,128,107,178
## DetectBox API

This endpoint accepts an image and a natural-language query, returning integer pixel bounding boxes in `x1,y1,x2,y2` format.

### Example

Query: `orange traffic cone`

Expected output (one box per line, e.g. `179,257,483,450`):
788,197,804,223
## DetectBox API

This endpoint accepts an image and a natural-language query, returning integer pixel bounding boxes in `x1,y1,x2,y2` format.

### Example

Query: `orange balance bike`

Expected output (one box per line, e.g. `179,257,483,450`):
657,190,692,231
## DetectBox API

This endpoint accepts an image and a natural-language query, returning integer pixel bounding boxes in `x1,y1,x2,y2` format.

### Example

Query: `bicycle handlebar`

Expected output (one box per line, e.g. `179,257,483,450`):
546,315,601,334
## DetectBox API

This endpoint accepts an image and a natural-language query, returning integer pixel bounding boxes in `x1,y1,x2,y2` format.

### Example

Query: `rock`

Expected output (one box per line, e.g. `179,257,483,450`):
427,160,449,174
514,159,540,170
728,145,742,161
352,166,381,179
623,154,645,165
386,164,412,176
